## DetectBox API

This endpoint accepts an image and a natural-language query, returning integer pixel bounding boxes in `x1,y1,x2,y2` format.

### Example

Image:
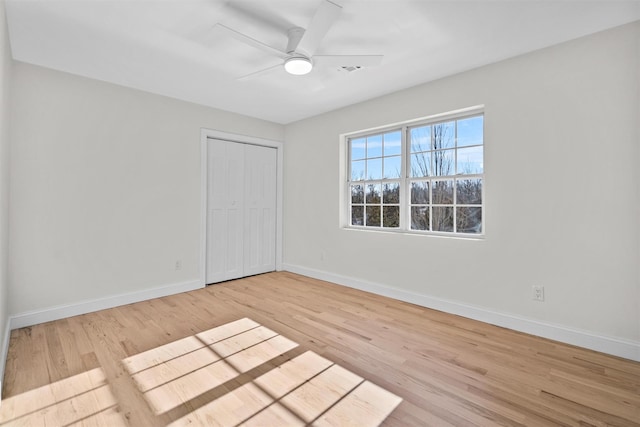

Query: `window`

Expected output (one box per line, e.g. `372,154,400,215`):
346,110,483,236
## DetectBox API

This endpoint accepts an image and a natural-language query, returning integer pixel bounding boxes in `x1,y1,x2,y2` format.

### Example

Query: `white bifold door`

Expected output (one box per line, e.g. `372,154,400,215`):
206,139,277,284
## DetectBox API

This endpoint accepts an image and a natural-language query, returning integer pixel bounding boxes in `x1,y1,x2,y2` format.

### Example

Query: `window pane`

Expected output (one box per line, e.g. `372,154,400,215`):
433,149,454,176
366,183,381,203
383,182,400,203
383,206,400,228
457,207,482,233
366,205,381,227
384,155,402,179
457,146,483,175
410,152,431,177
432,206,453,232
433,180,453,204
456,179,482,204
410,126,430,152
367,134,382,158
384,131,402,156
367,158,382,179
351,137,366,160
433,122,454,150
411,206,429,230
351,184,364,204
351,206,364,226
411,181,429,204
351,160,365,181
457,116,483,147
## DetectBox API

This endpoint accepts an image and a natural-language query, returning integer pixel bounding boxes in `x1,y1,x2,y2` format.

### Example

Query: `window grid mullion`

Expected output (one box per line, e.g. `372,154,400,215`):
401,126,408,230
453,121,458,232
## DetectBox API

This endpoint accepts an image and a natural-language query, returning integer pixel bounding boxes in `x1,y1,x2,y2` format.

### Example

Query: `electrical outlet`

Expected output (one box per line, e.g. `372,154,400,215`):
532,285,544,302
175,260,182,271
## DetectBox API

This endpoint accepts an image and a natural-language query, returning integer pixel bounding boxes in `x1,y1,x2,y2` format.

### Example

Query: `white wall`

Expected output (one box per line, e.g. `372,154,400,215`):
9,63,284,316
0,0,12,393
284,22,640,354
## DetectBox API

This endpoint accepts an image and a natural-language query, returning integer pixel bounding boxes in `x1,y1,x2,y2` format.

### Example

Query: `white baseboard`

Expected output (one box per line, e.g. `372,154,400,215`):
0,318,10,404
283,263,640,362
9,279,203,330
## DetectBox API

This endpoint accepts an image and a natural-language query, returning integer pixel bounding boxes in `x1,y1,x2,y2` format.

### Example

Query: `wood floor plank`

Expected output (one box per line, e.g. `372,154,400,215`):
1,271,639,426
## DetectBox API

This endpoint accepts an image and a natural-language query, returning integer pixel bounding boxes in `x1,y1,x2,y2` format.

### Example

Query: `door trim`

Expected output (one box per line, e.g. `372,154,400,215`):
200,128,284,286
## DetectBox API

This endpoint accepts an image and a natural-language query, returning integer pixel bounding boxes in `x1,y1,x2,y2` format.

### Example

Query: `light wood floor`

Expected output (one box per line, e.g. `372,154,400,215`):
2,272,639,426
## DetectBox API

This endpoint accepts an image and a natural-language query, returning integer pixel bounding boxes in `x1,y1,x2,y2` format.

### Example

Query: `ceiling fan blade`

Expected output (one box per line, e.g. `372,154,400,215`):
313,55,384,67
286,27,305,54
214,23,289,59
296,0,342,56
237,63,283,81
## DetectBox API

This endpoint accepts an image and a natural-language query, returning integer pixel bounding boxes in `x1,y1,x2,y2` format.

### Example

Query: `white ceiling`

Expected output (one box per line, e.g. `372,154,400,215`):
5,0,640,124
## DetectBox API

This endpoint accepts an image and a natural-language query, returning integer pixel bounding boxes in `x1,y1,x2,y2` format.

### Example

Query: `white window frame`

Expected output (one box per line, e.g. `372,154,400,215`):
342,106,485,238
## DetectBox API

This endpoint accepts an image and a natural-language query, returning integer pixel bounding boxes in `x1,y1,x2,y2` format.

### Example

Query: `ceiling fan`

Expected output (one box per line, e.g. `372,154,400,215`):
215,0,383,79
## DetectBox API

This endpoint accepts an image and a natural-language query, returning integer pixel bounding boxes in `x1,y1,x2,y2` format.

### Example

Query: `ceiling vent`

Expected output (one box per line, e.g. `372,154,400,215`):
339,66,362,72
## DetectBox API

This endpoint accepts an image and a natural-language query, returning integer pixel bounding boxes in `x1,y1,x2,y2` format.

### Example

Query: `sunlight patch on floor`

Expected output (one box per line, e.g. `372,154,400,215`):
123,318,298,415
125,318,402,426
169,350,402,426
0,367,126,426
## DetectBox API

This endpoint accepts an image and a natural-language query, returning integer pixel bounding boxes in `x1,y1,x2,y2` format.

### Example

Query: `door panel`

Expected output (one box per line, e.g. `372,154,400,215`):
243,144,277,276
261,207,272,265
206,139,245,283
208,209,225,279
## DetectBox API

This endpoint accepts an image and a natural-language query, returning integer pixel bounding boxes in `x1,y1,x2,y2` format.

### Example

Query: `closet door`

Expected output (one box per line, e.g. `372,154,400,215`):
206,139,245,283
206,139,277,284
244,144,277,276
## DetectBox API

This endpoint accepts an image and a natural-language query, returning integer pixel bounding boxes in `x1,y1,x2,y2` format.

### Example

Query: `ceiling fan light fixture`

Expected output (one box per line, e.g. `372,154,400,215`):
284,56,312,75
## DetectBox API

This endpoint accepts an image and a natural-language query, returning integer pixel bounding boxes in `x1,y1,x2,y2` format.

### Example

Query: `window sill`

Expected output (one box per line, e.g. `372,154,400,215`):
342,225,485,241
